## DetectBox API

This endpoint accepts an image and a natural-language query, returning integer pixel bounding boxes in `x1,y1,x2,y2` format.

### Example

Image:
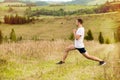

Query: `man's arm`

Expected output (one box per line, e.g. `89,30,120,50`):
73,29,81,40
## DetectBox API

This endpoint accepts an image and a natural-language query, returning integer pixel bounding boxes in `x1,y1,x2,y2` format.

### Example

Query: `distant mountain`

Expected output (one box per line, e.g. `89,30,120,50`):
64,0,107,5
4,0,19,2
34,1,48,6
2,0,108,5
15,0,49,6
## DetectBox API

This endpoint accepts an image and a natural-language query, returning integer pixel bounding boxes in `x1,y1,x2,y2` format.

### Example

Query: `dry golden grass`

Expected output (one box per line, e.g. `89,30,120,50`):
0,40,119,80
0,4,119,80
0,12,119,43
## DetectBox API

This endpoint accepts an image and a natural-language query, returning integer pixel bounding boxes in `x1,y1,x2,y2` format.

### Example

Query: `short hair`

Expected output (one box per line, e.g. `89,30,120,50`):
77,19,83,24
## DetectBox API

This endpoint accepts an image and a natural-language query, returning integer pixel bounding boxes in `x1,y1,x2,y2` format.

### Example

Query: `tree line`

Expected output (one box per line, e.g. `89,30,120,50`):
4,14,34,24
25,8,96,17
25,2,120,17
96,2,120,13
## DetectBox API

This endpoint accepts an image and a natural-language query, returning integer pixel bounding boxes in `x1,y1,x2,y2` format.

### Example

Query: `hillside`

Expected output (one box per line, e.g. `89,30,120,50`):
64,0,107,5
34,1,48,6
0,0,107,5
0,12,119,43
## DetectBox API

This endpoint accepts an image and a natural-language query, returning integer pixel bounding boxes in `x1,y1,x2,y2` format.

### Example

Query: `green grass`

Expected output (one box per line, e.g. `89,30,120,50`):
0,12,119,43
0,4,119,80
0,40,118,80
31,5,97,11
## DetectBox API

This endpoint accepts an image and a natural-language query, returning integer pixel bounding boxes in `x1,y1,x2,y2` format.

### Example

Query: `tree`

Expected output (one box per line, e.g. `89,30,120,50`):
4,14,33,24
0,30,3,44
85,29,94,41
105,38,110,44
10,29,17,42
98,32,104,44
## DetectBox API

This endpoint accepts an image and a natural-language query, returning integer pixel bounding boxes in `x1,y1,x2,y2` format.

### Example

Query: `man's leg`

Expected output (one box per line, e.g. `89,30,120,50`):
82,52,103,62
62,44,76,62
57,44,76,64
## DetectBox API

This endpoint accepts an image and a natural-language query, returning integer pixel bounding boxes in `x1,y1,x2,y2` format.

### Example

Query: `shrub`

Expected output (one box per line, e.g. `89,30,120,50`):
0,30,3,44
69,33,74,41
98,32,104,44
4,36,8,42
85,29,94,41
10,29,17,42
105,38,110,44
17,36,23,41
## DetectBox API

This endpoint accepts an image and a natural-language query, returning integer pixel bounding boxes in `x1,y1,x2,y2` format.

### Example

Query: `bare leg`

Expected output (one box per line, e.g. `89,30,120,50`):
62,44,76,62
82,52,103,62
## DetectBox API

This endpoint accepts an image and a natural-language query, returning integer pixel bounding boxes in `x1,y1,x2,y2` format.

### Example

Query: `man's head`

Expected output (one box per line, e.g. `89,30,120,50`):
76,19,83,26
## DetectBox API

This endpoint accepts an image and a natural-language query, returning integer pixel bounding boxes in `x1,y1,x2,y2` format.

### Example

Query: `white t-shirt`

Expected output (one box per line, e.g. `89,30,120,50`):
74,27,85,48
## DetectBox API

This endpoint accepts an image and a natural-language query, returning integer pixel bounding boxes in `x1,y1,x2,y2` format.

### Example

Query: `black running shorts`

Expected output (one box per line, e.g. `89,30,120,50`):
76,48,86,54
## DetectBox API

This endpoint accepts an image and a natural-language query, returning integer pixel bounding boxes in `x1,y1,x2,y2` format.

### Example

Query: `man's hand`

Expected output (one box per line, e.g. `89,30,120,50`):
73,29,77,34
73,29,81,40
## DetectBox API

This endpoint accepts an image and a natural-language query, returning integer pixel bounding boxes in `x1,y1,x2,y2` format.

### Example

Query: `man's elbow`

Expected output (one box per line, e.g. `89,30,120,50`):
76,37,80,40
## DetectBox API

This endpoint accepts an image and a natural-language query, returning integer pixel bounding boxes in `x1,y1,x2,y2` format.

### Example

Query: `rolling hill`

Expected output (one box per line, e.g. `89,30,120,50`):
0,0,108,5
64,0,107,5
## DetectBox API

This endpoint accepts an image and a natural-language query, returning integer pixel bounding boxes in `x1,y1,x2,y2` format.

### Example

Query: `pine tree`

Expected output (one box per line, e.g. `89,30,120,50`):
98,32,104,44
0,30,3,44
85,29,94,40
10,29,17,42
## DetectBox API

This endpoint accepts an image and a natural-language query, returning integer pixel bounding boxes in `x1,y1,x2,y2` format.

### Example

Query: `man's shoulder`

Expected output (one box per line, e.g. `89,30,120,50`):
78,27,84,30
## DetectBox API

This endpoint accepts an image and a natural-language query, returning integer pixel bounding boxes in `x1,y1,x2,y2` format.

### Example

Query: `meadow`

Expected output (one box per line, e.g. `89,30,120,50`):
0,40,119,80
0,12,119,42
0,3,120,80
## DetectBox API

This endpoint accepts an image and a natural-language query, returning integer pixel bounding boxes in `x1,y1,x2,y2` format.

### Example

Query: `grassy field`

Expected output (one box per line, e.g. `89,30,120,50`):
0,2,97,11
32,5,97,11
0,12,119,42
0,3,120,80
0,4,97,22
0,40,119,80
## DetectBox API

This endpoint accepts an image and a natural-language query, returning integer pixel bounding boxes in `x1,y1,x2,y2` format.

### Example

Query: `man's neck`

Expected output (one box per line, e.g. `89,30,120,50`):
78,24,82,28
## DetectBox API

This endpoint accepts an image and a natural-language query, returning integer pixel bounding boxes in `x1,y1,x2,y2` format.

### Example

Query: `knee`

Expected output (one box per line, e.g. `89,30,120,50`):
65,48,69,53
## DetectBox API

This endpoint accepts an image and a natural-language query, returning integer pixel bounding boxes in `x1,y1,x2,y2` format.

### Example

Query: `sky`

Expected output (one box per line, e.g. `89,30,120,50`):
40,0,72,2
0,0,73,2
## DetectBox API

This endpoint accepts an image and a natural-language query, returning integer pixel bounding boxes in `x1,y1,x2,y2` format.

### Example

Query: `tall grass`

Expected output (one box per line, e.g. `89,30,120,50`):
102,26,120,80
0,40,118,80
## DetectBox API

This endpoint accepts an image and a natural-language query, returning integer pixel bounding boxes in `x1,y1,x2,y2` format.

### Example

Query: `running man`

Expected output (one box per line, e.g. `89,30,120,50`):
57,19,106,65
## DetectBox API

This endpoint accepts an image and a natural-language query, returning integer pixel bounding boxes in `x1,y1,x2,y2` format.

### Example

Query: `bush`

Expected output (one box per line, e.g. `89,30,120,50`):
4,36,8,42
17,36,23,41
10,29,17,42
98,32,104,44
105,38,110,44
69,33,74,41
0,30,3,44
85,29,94,41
